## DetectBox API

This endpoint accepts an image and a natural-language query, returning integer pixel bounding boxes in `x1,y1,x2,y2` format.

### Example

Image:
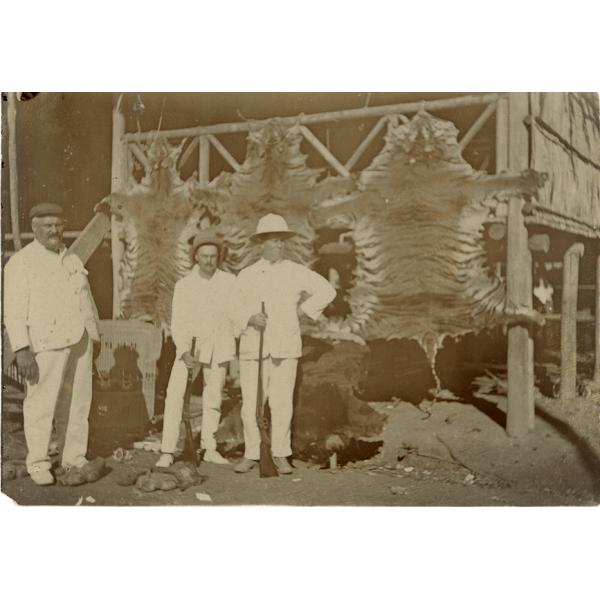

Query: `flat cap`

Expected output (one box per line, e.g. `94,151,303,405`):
29,202,64,220
191,228,223,255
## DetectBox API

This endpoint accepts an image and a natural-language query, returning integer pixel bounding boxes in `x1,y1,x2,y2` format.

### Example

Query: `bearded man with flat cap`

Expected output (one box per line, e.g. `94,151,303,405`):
234,214,336,474
156,228,238,468
3,203,100,486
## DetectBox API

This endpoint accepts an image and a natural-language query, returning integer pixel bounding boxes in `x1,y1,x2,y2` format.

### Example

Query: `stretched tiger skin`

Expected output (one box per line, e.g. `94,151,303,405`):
99,139,217,332
100,113,544,367
208,119,323,273
310,111,545,370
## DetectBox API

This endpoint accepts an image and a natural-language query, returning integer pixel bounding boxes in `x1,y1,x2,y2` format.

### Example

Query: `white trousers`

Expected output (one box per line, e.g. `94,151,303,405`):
161,358,227,453
239,357,297,460
23,331,92,474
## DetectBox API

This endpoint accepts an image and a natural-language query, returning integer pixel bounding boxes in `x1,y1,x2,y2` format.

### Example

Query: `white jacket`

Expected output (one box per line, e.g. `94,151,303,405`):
170,267,238,365
3,240,100,354
236,258,336,360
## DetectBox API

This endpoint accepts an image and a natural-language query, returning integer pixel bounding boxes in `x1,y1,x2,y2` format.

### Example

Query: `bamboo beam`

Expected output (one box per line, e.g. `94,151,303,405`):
495,96,509,173
594,250,600,384
5,231,83,241
124,93,501,143
7,92,22,251
198,135,210,185
300,125,351,178
344,116,388,171
178,137,199,170
504,92,535,438
110,94,127,318
458,101,497,151
129,142,151,172
560,243,585,403
207,134,241,171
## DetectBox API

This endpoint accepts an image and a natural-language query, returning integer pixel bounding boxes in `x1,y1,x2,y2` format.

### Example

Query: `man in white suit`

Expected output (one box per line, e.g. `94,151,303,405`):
234,214,336,474
156,229,238,467
3,203,100,485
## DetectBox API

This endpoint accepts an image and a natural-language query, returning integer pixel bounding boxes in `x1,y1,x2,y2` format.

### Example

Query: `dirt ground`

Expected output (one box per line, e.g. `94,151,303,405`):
2,389,599,507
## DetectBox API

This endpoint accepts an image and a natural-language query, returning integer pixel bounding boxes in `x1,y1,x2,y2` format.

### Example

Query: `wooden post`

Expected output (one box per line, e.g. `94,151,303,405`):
560,243,585,402
7,92,22,251
110,94,127,318
495,97,509,173
199,135,210,185
503,93,535,437
595,250,600,385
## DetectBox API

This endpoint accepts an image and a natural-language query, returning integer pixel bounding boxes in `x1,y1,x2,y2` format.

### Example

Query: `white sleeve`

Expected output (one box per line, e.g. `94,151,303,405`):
3,255,32,352
169,281,191,356
298,266,337,321
232,271,256,334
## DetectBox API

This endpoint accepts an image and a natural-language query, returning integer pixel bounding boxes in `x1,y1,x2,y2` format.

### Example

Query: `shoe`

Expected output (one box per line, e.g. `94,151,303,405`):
234,458,257,473
155,453,174,468
30,470,55,486
273,457,293,475
203,450,230,465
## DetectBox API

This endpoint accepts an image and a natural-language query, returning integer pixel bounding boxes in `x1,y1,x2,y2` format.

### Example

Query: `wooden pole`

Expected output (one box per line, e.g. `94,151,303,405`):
124,93,501,143
458,101,497,151
7,92,22,251
345,116,388,171
595,250,600,385
178,137,199,170
198,136,210,185
560,243,585,403
495,96,509,173
506,196,535,436
207,134,240,172
110,94,127,318
300,125,351,178
129,142,151,172
504,93,535,437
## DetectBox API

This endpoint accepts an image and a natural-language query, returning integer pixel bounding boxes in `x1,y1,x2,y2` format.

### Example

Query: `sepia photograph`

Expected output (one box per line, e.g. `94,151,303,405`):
2,91,599,508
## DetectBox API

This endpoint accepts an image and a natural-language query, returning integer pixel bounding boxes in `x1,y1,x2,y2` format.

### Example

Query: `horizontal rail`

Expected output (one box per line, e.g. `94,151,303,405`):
124,93,501,143
4,231,82,240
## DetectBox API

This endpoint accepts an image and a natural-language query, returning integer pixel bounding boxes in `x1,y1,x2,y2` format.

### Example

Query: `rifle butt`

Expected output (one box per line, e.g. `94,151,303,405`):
259,442,279,478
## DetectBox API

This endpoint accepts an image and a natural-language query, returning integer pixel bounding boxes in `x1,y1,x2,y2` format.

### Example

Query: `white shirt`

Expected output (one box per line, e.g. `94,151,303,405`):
236,258,336,360
170,266,238,365
3,240,100,353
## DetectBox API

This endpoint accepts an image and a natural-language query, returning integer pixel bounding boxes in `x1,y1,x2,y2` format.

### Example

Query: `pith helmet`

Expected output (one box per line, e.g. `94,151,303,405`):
250,213,296,240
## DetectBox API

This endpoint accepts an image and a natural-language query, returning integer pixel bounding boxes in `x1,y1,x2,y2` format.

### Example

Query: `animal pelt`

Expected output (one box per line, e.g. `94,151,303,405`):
99,139,217,332
311,111,545,368
208,119,323,273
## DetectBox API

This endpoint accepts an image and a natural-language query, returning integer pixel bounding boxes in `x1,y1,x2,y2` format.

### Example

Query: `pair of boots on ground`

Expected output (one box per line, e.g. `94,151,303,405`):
155,451,293,474
155,448,229,468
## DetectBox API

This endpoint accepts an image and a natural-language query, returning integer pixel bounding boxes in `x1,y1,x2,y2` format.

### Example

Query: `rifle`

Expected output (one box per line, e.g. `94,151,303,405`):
182,337,200,467
256,302,278,478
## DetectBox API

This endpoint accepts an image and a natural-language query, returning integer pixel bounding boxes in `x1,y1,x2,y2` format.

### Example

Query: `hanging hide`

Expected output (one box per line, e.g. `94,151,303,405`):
100,139,216,331
311,111,545,371
209,119,323,272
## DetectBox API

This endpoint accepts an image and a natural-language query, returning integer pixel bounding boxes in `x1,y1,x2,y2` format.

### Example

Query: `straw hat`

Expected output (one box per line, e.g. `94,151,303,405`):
250,213,296,240
191,228,223,256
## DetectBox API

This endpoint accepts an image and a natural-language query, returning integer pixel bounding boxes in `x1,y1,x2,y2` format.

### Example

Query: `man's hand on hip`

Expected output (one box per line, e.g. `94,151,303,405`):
15,347,39,385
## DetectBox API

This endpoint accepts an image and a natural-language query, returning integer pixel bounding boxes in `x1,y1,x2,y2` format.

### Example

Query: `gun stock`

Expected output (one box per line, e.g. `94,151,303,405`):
182,337,200,467
256,302,278,478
